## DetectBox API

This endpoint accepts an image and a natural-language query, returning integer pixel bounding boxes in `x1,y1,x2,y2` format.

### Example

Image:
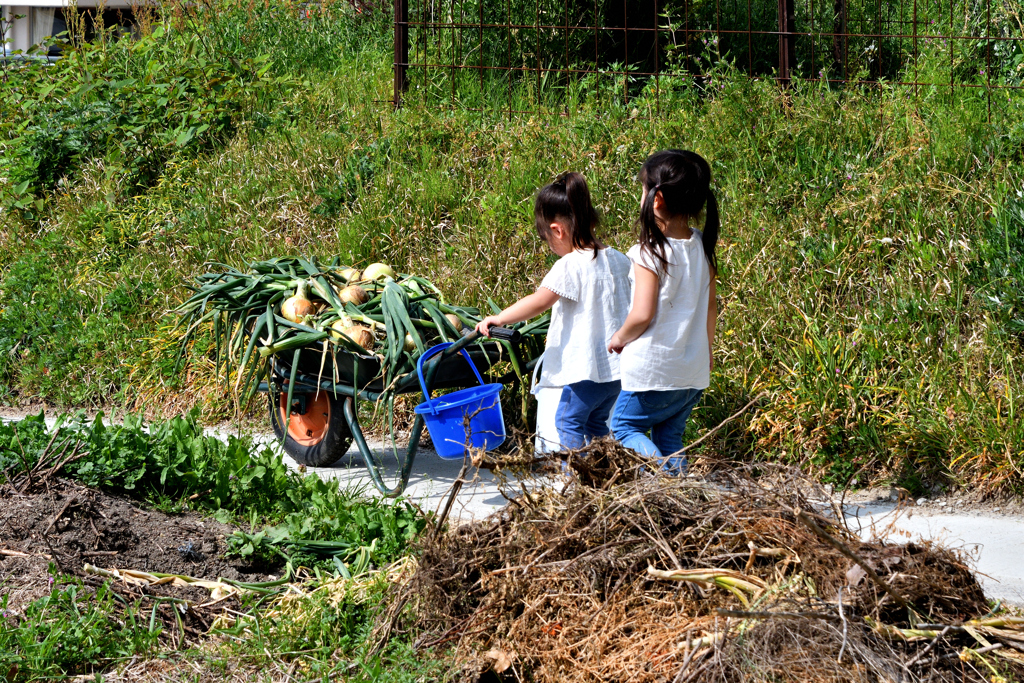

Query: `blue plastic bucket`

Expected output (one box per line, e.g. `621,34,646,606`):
413,343,506,459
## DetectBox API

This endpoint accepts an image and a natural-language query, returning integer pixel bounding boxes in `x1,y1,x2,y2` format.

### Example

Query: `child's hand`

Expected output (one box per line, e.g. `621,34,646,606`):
607,332,627,354
476,316,503,337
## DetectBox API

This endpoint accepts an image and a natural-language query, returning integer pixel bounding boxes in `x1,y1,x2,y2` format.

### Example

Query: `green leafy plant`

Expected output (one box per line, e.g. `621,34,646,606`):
0,410,427,567
1,22,282,220
0,576,158,682
971,187,1024,335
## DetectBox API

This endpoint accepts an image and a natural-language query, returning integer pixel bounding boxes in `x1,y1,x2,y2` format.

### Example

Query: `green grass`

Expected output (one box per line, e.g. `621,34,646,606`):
0,551,448,683
1,1,1023,493
159,571,457,683
0,576,160,681
1,560,454,683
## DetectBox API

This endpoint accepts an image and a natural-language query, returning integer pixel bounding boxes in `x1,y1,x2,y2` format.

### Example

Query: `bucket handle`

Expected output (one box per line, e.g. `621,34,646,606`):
416,342,486,415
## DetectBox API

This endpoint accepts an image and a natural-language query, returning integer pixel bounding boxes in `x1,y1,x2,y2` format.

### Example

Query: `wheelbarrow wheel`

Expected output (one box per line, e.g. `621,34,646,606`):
269,391,353,467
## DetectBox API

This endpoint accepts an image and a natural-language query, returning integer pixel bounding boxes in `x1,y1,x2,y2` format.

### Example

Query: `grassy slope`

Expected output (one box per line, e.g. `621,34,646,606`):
1,7,1022,493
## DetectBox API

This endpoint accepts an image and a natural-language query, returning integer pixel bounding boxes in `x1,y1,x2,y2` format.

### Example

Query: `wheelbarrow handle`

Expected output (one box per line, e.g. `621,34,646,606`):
462,326,521,344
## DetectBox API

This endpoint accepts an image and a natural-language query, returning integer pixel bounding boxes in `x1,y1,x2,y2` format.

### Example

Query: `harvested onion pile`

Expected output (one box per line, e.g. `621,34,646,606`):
174,256,547,400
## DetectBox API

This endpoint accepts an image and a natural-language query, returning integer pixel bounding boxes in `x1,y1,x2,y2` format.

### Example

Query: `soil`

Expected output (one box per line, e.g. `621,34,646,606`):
0,478,271,616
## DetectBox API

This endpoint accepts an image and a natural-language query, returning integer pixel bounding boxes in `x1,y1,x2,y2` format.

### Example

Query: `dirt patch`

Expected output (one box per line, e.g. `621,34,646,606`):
0,479,270,615
386,439,1016,683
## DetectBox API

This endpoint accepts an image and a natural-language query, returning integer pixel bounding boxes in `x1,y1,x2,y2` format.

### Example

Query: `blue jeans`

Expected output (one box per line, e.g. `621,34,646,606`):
555,380,622,450
611,388,704,474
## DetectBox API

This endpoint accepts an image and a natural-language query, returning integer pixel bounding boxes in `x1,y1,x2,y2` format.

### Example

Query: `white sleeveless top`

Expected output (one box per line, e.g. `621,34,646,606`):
620,230,712,392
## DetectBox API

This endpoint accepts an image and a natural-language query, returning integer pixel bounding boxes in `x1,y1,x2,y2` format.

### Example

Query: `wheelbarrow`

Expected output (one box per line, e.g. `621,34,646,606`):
257,327,535,497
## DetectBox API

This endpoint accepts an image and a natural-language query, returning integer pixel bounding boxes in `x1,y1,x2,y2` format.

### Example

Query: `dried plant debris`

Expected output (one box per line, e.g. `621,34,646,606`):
389,439,1021,683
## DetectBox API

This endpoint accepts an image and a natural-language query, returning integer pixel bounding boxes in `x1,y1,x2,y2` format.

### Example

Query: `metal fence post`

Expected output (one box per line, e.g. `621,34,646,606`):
394,0,409,108
833,0,847,80
778,0,796,84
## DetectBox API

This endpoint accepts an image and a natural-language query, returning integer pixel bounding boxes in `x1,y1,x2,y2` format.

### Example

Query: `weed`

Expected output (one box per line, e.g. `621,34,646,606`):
189,571,457,683
0,575,158,682
971,186,1024,335
0,233,156,407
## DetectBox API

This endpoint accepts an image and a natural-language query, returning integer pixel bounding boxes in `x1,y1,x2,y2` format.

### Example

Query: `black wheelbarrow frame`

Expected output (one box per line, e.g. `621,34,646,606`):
257,328,534,497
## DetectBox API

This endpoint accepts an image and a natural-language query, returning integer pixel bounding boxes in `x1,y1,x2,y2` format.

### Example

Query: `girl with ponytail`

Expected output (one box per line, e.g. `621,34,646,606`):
607,150,720,475
477,172,632,450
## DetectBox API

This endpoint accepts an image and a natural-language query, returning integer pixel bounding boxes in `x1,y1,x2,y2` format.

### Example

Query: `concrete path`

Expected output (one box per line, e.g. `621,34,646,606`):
234,426,514,522
846,500,1024,605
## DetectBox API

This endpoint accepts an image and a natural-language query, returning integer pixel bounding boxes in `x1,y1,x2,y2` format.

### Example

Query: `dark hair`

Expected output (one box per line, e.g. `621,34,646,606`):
638,149,719,275
535,172,601,258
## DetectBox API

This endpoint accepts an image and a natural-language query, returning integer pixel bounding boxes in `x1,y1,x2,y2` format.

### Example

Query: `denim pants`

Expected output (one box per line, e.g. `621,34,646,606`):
611,388,704,472
555,380,622,450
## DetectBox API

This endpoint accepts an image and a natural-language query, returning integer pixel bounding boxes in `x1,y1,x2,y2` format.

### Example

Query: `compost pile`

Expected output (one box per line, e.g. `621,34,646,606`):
175,257,546,399
393,441,1024,683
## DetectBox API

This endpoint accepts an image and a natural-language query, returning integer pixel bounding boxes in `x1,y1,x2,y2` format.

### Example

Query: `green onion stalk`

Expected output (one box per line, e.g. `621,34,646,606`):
175,256,548,408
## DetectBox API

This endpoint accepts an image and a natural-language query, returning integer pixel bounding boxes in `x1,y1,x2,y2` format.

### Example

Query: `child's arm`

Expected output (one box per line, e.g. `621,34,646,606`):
607,265,659,354
475,288,560,337
707,277,717,371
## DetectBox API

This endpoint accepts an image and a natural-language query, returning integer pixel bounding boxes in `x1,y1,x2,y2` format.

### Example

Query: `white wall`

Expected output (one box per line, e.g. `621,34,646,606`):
4,6,32,54
2,6,11,55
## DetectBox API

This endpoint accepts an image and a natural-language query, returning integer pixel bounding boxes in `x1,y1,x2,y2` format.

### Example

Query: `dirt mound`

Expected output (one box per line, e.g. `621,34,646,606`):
393,439,1016,683
0,479,269,616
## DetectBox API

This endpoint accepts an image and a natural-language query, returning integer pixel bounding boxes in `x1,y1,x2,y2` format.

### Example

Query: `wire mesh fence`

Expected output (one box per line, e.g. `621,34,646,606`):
393,0,1023,116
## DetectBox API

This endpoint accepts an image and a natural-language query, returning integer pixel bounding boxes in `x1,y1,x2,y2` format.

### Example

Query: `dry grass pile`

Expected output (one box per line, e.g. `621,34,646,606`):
385,440,1024,682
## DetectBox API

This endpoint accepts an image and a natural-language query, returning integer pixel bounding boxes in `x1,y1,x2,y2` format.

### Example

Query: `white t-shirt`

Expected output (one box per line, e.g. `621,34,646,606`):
536,247,632,388
620,230,712,392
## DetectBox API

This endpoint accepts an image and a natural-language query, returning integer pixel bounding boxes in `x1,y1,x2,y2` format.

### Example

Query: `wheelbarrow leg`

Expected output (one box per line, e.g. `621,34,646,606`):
342,397,424,499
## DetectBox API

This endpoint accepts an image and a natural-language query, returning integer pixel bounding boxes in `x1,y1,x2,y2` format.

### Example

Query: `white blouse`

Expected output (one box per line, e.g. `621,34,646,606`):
536,247,632,388
620,231,712,392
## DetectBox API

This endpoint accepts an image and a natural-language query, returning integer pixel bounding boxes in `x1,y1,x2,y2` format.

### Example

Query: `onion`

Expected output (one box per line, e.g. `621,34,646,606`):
340,268,361,283
403,333,416,352
445,313,463,333
281,281,316,323
362,263,397,281
338,285,369,305
331,321,374,350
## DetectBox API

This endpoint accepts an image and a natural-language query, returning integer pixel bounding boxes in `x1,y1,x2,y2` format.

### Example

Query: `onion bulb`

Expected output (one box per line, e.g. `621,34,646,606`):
362,263,397,281
281,281,316,323
338,285,369,305
445,313,463,333
340,268,361,283
331,321,374,350
403,333,417,353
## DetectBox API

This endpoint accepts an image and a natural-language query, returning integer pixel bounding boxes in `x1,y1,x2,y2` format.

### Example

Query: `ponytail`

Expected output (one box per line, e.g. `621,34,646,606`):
535,172,601,258
637,149,719,275
638,183,671,273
